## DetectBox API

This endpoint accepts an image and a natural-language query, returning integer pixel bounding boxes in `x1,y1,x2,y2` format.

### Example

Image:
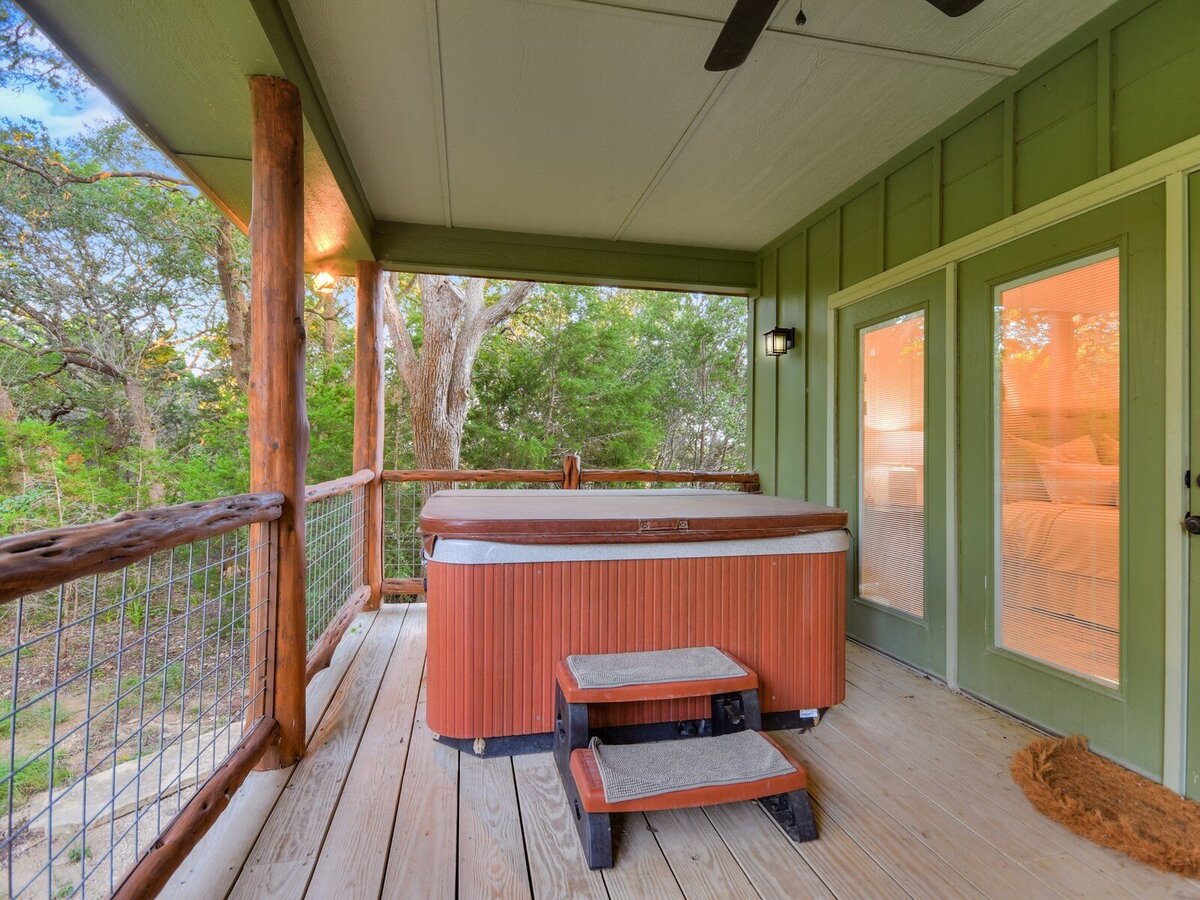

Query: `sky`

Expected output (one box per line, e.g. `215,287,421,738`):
0,80,119,138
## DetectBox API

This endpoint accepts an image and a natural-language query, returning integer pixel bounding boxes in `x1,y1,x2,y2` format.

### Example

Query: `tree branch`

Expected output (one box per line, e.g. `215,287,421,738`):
481,281,535,329
381,272,419,394
0,153,188,188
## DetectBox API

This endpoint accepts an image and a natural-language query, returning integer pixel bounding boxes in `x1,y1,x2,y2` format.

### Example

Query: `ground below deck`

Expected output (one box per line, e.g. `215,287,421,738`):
166,604,1198,899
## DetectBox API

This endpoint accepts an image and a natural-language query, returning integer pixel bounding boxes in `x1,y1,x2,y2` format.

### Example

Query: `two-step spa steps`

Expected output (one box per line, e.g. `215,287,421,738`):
553,646,817,869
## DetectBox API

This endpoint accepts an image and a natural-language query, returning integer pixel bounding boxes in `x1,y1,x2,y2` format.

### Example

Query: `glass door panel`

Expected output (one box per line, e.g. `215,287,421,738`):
994,253,1121,685
860,313,926,618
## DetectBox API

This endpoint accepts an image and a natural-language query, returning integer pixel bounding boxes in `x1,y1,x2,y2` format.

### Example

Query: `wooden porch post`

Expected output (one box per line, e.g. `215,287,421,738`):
249,75,308,768
354,261,385,610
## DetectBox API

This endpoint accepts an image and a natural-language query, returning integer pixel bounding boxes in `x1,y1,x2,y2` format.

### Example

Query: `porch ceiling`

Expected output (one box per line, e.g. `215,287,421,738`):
22,0,1117,282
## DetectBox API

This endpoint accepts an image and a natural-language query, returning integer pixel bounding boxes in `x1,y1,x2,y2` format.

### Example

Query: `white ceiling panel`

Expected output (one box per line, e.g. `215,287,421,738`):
619,31,1001,247
290,0,448,225
435,0,724,237
288,0,1121,250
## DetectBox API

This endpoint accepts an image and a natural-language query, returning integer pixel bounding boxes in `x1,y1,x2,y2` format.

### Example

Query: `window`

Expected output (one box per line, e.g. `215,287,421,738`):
859,312,925,617
994,252,1120,685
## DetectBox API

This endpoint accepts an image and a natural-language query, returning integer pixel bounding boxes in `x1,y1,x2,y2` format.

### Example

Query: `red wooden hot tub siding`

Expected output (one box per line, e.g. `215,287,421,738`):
426,551,846,740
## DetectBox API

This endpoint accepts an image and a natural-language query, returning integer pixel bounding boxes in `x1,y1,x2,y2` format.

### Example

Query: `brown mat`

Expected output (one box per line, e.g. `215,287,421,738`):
1012,735,1200,877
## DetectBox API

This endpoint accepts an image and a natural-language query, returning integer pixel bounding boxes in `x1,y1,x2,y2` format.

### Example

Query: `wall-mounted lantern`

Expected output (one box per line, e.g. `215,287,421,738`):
312,271,336,295
763,326,796,357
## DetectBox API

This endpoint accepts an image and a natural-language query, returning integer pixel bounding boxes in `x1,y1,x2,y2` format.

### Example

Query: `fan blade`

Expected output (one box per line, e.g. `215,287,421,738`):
924,0,986,16
705,0,783,71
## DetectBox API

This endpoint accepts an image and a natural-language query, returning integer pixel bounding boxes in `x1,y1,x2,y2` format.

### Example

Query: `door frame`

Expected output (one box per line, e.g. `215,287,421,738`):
833,270,951,677
956,187,1167,778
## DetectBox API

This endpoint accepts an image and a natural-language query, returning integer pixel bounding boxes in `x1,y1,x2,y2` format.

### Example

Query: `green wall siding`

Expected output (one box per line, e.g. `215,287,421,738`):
752,0,1200,498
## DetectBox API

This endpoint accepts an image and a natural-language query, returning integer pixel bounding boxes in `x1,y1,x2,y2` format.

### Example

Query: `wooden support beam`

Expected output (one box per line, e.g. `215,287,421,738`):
354,261,386,611
249,74,308,769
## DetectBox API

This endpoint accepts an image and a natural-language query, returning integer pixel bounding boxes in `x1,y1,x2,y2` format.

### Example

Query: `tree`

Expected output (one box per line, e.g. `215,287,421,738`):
0,120,213,503
383,274,535,473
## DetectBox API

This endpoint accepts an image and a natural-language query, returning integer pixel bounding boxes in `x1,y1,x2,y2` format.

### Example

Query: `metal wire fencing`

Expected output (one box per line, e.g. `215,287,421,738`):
382,478,558,586
0,527,270,898
304,488,365,652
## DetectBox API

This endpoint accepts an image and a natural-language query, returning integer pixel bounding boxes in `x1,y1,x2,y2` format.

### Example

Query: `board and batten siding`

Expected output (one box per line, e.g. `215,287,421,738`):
749,0,1200,500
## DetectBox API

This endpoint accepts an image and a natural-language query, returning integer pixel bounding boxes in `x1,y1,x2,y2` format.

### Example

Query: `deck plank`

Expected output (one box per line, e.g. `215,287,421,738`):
804,722,1061,899
173,612,1198,900
645,806,757,899
228,606,407,898
714,763,911,900
602,813,684,900
511,753,607,899
457,755,533,900
306,605,427,899
703,801,833,899
381,675,459,899
163,610,381,899
843,648,1200,898
775,731,984,899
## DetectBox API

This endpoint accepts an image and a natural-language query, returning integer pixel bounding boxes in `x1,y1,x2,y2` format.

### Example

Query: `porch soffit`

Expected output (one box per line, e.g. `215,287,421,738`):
18,0,1119,282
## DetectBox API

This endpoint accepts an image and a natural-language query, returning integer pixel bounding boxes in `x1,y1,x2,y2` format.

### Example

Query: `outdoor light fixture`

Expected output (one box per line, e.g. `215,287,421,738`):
763,326,795,357
312,271,336,295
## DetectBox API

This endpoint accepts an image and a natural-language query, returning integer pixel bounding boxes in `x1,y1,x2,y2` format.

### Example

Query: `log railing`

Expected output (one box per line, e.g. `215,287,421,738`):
0,465,378,898
381,454,759,596
0,493,282,898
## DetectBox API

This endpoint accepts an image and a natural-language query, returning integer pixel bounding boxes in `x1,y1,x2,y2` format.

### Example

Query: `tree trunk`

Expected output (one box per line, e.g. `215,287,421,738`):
322,292,337,357
216,219,251,390
383,274,534,496
0,378,16,422
123,375,164,504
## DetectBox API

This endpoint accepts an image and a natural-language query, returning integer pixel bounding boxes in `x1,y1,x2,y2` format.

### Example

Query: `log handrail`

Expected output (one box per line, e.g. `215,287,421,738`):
582,469,758,485
381,465,759,489
0,492,285,604
383,468,563,483
305,468,374,504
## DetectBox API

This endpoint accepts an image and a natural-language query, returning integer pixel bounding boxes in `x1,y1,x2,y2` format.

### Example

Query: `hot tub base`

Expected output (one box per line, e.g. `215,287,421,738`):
433,708,825,758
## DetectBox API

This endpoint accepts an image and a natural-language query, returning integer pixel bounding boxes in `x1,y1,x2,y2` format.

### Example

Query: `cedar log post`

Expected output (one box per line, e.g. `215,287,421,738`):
249,75,308,768
562,453,581,490
354,261,386,610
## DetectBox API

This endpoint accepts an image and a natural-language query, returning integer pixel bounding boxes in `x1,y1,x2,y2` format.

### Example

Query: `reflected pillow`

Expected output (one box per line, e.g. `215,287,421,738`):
1095,432,1120,466
1037,460,1119,506
1003,435,1101,501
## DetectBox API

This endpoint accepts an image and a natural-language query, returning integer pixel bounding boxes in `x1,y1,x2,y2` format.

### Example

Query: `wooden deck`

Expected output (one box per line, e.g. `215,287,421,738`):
165,604,1198,899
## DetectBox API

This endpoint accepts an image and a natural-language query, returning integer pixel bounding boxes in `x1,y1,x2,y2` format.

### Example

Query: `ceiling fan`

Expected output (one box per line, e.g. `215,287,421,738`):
704,0,987,71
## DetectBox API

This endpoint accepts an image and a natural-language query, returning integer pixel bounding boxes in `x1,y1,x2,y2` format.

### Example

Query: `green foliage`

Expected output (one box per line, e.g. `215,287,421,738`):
463,284,747,471
0,750,71,808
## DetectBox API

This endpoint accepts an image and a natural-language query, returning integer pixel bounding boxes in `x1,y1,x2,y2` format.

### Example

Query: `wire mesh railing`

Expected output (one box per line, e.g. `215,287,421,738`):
0,495,280,898
304,488,365,654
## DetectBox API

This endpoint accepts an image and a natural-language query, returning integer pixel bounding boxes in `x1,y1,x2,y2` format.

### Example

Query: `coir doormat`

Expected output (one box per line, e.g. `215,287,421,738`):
1012,736,1200,877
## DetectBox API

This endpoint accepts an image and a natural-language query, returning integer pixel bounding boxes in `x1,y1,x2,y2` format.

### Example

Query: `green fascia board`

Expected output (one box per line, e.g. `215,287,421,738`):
248,0,375,241
754,0,1161,260
373,221,756,294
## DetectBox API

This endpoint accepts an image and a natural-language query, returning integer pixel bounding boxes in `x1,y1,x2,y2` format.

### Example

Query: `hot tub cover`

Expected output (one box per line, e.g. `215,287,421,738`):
419,488,847,544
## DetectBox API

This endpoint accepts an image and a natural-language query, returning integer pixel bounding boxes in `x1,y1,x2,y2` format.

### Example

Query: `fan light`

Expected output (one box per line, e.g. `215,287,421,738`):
764,327,796,357
312,272,336,295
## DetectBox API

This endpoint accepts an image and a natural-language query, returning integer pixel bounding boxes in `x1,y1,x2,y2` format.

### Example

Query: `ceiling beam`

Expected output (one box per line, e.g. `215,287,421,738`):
566,0,1019,76
374,221,756,293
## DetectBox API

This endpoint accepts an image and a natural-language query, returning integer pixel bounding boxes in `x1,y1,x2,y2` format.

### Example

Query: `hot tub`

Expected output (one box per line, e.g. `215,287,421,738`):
419,489,848,752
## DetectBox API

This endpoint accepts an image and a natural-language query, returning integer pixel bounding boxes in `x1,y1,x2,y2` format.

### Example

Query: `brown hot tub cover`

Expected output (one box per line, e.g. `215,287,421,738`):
419,488,847,544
